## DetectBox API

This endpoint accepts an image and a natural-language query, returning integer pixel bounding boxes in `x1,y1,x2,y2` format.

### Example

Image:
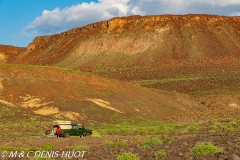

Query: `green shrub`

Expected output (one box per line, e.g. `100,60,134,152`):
163,137,174,143
138,129,149,135
0,146,40,153
190,142,222,156
208,127,219,133
26,147,39,152
105,140,115,147
105,140,128,147
114,140,128,147
0,146,22,152
116,152,139,160
40,143,54,151
96,120,184,136
74,145,90,151
151,129,169,135
141,137,162,149
223,123,235,132
154,150,167,157
186,123,201,133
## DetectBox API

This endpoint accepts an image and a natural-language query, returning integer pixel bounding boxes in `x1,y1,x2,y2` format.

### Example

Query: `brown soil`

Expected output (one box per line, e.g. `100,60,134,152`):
1,105,240,160
0,65,200,124
1,128,239,160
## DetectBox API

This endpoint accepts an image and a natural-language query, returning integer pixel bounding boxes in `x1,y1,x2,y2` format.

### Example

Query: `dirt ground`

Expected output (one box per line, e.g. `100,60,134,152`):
0,131,239,160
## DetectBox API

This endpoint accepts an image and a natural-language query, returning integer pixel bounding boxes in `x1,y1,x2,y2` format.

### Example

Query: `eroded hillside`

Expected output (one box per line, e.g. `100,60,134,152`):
14,14,240,67
0,64,201,124
11,14,240,96
0,44,25,63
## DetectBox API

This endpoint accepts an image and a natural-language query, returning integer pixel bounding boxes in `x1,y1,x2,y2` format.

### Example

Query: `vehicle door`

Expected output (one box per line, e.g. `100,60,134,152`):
70,125,78,135
78,127,84,135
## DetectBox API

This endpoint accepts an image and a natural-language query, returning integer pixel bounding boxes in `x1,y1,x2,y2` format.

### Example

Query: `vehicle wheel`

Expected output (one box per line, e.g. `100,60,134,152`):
64,133,70,138
85,133,91,137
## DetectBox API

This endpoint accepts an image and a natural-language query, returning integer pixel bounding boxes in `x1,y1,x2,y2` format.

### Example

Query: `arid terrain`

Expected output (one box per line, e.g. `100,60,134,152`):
0,14,240,160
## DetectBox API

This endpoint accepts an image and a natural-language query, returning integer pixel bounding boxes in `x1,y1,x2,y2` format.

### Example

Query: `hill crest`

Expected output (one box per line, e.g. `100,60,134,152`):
1,14,240,97
11,14,240,68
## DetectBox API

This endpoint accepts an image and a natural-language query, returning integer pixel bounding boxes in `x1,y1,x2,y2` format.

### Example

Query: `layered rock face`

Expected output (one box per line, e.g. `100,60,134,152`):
12,14,240,69
0,45,25,63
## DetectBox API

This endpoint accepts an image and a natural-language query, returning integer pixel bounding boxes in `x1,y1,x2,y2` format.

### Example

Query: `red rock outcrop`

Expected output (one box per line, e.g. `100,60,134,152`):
12,14,240,70
0,45,26,63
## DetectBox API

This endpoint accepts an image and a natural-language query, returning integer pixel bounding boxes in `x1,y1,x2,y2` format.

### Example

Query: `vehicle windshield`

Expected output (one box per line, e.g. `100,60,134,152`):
72,125,78,129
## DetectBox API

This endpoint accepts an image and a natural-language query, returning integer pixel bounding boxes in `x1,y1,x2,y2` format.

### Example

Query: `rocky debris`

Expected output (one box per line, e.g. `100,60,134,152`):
1,113,240,160
229,154,240,160
69,132,240,159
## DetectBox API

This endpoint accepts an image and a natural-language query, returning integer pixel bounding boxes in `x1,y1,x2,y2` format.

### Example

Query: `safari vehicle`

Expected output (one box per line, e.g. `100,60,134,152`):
46,120,92,138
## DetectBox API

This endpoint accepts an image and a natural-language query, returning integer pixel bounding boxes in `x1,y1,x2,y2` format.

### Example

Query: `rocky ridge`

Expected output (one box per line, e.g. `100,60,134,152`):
12,14,240,69
0,45,25,63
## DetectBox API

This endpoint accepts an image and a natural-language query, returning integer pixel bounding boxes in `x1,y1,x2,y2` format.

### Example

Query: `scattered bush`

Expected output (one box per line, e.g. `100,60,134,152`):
40,143,54,151
27,147,39,152
0,146,39,153
116,152,139,160
208,127,219,133
74,145,90,151
141,137,162,149
186,123,201,133
223,123,235,132
154,150,167,157
163,137,174,143
105,140,114,146
96,120,183,136
105,140,128,147
190,142,222,156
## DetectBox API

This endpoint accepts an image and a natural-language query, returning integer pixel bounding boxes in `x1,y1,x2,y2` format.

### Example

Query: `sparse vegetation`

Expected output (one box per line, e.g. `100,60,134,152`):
141,137,162,149
26,80,35,84
185,122,202,134
0,106,15,117
105,140,128,147
0,146,30,153
96,120,185,136
74,145,90,151
0,107,52,138
116,152,139,160
190,142,222,156
40,143,54,151
0,145,41,153
163,137,174,143
154,150,167,157
94,117,240,137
